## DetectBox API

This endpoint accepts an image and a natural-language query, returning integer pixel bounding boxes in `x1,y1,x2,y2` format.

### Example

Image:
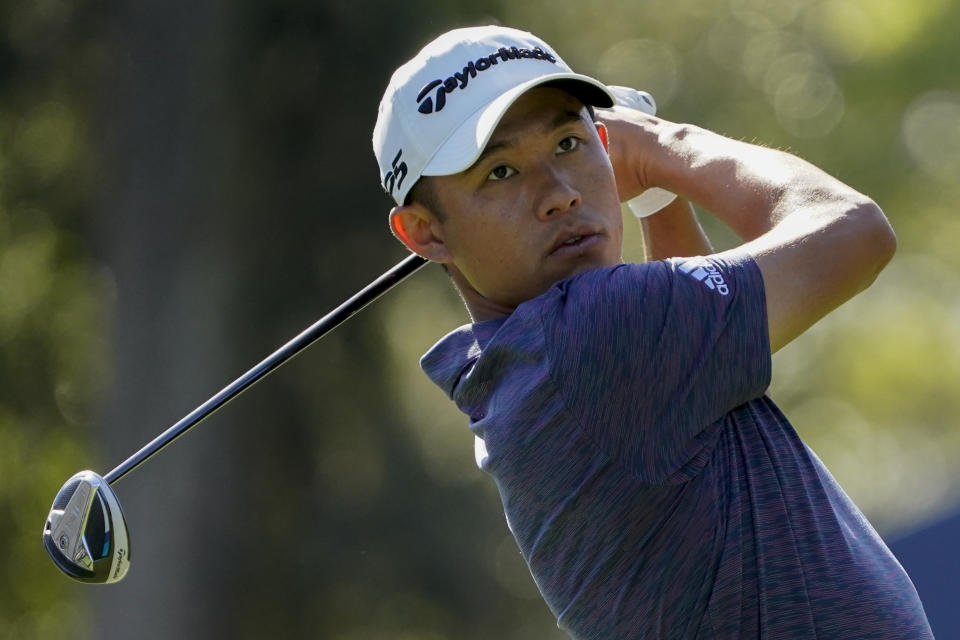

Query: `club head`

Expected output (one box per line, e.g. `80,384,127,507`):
43,470,131,584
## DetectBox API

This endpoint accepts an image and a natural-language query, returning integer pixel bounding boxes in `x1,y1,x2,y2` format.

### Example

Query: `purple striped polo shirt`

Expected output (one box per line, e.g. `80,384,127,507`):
421,251,932,639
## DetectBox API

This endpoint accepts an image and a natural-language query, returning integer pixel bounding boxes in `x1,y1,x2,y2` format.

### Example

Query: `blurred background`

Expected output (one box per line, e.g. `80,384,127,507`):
1,0,957,638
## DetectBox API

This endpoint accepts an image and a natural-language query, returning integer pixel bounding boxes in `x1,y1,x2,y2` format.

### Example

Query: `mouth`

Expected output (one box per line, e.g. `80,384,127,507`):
549,228,603,258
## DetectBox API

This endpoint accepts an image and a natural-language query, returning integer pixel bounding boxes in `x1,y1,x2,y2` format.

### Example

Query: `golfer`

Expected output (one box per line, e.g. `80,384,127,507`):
373,26,933,639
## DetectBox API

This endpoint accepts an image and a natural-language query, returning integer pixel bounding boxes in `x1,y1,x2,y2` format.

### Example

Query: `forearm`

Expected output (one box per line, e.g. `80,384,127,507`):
601,107,877,241
602,107,896,352
645,121,873,241
639,197,713,262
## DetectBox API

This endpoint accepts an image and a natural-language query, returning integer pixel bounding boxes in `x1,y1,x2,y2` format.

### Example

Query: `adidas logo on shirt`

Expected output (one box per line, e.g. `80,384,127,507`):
678,259,730,296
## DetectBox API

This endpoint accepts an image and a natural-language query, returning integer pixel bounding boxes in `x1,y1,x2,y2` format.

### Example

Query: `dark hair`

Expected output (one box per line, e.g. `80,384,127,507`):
404,177,450,275
406,176,446,222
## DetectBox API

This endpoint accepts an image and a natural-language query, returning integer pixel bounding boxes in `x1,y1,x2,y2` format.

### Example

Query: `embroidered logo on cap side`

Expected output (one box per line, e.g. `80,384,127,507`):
383,149,408,196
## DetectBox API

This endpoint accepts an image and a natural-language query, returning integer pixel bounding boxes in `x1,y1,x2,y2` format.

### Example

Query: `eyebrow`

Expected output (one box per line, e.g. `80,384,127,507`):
472,109,587,167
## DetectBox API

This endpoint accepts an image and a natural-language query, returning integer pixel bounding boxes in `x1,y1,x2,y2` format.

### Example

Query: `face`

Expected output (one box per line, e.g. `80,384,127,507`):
419,87,624,312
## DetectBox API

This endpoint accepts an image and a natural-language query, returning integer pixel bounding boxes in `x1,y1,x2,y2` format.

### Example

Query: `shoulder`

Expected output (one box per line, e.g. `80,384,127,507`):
537,253,760,307
419,308,538,398
420,323,486,398
535,262,662,311
532,252,768,377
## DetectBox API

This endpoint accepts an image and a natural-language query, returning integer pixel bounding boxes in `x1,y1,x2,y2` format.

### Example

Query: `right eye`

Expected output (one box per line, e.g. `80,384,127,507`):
488,165,517,181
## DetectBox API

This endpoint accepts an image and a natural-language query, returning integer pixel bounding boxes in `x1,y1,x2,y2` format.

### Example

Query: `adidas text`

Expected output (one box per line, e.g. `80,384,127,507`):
679,260,730,296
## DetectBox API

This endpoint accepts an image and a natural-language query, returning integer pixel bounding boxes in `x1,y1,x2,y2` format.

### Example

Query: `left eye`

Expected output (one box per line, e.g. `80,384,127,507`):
556,136,580,153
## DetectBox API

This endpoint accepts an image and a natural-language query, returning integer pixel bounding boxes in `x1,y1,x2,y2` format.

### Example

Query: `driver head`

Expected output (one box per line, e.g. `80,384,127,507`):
43,470,131,584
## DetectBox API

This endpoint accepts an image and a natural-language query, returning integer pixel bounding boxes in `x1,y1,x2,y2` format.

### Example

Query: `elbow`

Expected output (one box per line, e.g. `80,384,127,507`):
863,200,897,266
852,199,897,286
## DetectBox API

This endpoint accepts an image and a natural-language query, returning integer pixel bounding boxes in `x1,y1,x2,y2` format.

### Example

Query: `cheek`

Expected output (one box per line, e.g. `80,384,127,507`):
590,147,618,187
461,216,529,269
582,155,620,207
441,205,506,267
445,205,537,286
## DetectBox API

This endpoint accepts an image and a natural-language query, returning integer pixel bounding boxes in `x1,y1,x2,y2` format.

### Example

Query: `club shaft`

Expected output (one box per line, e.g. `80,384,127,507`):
104,253,429,485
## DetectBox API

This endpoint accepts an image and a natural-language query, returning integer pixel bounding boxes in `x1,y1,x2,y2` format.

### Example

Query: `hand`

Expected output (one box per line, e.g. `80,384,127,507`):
595,105,668,203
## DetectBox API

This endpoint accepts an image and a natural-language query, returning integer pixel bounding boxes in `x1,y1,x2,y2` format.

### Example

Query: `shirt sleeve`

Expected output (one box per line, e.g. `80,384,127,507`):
540,250,771,482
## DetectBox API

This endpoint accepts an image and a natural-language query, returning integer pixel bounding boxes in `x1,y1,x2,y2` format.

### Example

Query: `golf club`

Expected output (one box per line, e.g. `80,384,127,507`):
43,252,428,584
42,84,667,585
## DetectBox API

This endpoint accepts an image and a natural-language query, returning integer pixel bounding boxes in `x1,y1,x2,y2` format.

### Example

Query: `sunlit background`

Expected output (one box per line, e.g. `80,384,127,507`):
1,0,958,638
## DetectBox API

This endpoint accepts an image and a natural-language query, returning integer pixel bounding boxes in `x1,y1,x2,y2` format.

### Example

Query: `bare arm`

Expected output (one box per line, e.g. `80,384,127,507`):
638,197,713,262
599,107,897,353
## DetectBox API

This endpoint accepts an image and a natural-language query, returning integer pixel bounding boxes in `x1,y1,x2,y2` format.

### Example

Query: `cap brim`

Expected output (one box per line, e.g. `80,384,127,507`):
421,73,615,177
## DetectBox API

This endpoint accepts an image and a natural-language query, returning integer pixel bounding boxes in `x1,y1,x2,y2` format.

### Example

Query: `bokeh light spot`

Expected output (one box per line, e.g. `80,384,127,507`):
762,52,845,138
772,69,845,138
731,0,803,30
742,30,805,88
901,91,960,184
597,39,681,108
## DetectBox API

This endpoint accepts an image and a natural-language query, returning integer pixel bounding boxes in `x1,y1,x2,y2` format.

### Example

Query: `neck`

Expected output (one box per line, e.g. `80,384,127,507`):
447,266,515,322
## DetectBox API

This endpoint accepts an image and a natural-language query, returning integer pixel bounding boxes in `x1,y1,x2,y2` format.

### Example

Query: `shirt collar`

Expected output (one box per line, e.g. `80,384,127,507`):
420,317,505,398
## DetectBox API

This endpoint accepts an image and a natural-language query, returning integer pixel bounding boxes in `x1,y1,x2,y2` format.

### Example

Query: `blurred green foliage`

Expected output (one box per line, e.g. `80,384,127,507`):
0,0,957,638
0,1,112,638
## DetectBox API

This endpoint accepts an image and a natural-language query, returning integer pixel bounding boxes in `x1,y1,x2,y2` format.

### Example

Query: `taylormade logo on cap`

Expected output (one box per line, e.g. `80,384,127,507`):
415,46,558,114
372,26,614,206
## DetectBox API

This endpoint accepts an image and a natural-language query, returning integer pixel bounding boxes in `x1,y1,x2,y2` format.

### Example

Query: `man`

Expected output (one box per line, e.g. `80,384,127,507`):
373,26,933,639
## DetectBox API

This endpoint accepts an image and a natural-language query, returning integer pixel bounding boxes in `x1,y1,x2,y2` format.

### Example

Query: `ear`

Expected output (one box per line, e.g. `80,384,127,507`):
388,202,452,262
595,121,609,152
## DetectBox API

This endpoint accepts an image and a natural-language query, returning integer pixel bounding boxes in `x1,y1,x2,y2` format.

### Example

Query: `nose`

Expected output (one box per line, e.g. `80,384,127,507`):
534,164,581,220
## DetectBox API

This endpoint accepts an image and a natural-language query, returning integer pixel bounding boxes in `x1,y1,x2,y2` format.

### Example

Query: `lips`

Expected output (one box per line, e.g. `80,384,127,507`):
549,225,602,256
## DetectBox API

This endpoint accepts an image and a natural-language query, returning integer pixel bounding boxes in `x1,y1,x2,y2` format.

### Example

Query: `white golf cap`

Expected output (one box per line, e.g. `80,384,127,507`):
373,26,615,205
